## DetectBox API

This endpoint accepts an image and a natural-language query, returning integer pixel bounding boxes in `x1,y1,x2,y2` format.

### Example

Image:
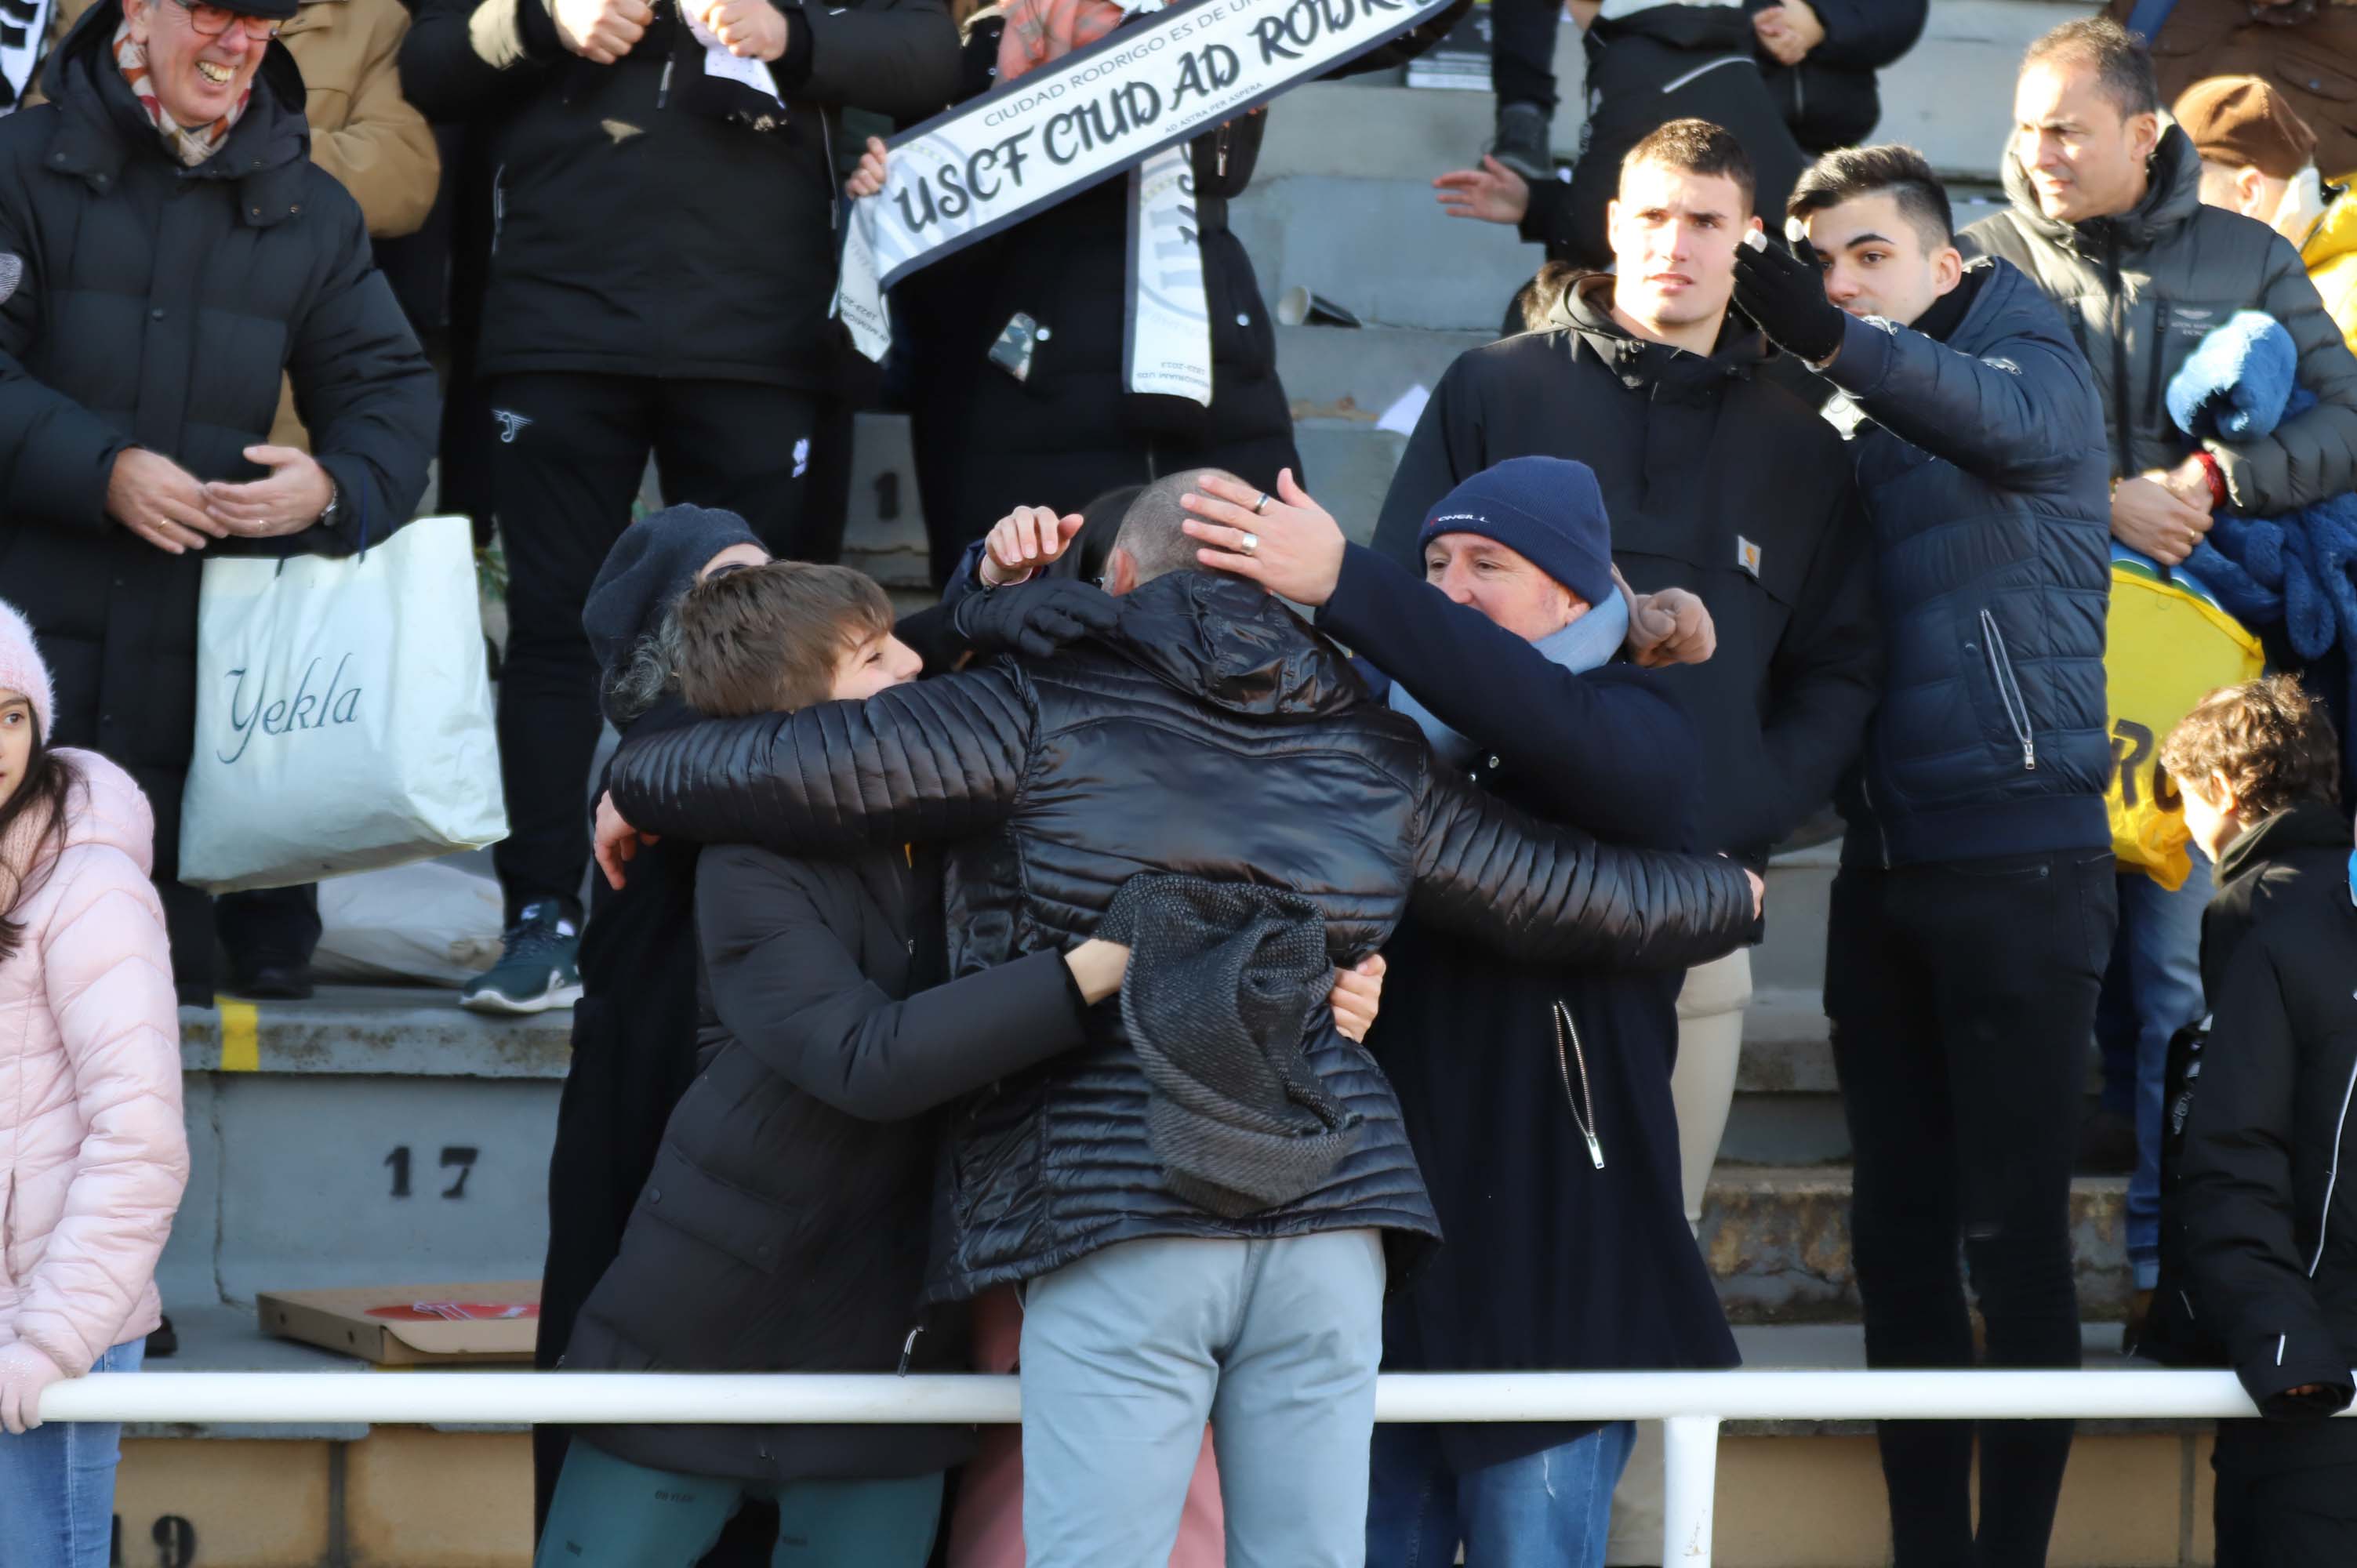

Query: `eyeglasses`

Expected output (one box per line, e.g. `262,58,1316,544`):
171,0,281,40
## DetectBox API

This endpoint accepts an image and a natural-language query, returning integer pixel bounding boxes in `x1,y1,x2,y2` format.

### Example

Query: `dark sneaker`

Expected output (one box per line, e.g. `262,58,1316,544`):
1490,100,1554,184
459,900,583,1015
227,964,314,1002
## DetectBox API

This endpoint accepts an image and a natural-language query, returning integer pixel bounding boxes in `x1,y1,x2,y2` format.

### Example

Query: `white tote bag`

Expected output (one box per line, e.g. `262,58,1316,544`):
180,514,509,894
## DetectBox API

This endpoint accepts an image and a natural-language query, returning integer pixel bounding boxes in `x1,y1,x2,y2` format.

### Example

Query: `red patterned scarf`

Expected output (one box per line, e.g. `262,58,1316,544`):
112,17,250,168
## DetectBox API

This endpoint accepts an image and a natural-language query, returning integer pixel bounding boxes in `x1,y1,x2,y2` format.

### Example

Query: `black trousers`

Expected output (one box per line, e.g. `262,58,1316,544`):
1489,0,1562,114
483,373,829,920
1825,848,2119,1568
2214,1428,2357,1566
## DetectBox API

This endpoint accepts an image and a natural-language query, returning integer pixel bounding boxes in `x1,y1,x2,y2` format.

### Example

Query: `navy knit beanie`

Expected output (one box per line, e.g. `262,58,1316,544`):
582,505,764,681
1418,457,1616,609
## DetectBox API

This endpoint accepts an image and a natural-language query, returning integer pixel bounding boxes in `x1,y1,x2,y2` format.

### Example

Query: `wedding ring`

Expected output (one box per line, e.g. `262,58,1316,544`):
1240,532,1259,555
1253,492,1271,515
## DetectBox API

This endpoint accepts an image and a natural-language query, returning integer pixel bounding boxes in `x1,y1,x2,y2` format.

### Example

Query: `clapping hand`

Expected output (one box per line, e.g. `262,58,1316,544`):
1752,0,1822,66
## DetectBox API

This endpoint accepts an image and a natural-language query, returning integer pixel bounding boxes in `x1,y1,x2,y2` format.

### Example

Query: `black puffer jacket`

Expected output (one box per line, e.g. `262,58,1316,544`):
1963,126,2357,513
0,2,435,880
2173,800,2357,1439
399,0,960,387
607,571,1759,1302
1819,259,2113,868
565,843,1088,1484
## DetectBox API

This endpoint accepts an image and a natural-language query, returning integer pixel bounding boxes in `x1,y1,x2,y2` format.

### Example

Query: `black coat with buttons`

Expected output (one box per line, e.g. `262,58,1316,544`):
1321,545,1739,1474
562,840,1091,1486
0,1,435,885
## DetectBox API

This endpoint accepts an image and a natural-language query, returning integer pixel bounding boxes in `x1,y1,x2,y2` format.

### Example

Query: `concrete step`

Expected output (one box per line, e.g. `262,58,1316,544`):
1703,1165,2132,1325
169,989,565,1310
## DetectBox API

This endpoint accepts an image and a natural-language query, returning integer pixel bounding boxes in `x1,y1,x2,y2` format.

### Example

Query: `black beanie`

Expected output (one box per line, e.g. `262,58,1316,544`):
581,505,764,685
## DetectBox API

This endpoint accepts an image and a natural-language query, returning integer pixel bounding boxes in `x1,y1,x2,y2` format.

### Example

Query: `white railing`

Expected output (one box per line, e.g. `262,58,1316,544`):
41,1368,2341,1566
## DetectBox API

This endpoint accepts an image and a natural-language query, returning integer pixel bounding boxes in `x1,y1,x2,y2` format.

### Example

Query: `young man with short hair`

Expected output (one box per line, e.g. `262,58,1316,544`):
1963,16,2357,1343
1734,141,2117,1566
1376,118,1879,1240
2154,676,2357,1566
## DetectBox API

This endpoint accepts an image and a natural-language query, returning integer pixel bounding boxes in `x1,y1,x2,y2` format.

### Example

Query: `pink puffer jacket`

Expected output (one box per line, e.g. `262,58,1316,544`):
0,750,186,1375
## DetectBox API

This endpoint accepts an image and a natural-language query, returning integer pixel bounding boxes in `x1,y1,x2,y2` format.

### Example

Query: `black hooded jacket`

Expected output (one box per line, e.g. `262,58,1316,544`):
0,2,435,875
2167,800,2357,1454
399,0,960,387
606,570,1760,1302
1371,274,1879,865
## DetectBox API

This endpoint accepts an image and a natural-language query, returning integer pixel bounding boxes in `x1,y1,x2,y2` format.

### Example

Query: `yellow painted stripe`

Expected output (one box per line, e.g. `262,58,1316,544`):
216,999,260,1073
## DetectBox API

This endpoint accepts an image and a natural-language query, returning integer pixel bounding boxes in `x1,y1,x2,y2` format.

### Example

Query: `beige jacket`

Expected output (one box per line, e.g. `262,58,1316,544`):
48,0,439,448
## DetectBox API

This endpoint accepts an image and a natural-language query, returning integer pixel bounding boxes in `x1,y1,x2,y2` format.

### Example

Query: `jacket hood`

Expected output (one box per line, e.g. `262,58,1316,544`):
2003,123,2207,257
44,0,311,183
1095,572,1368,720
1549,272,1774,384
2217,795,2352,888
2304,184,2357,270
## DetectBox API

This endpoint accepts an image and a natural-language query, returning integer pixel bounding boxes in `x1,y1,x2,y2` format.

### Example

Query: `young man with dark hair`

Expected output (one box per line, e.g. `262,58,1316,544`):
1376,117,1879,1247
1735,140,2117,1566
2149,676,2357,1566
1963,14,2357,1345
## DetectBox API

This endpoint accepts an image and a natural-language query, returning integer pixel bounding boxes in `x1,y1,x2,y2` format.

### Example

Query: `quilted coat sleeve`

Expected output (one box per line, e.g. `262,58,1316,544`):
697,847,1088,1121
2178,935,2357,1417
1407,764,1756,971
2208,234,2357,514
607,666,1037,853
398,0,565,121
280,194,440,556
1820,290,2105,486
13,848,188,1378
0,158,134,532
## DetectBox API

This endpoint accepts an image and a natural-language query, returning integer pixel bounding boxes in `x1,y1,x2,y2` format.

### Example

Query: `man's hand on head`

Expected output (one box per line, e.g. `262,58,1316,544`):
2112,477,2214,565
553,0,652,64
1178,469,1347,607
594,791,658,891
108,448,227,556
1433,156,1532,227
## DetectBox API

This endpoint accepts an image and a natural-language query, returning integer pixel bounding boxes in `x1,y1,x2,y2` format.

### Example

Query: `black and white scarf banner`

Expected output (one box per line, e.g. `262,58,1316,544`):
0,0,53,111
834,0,1455,382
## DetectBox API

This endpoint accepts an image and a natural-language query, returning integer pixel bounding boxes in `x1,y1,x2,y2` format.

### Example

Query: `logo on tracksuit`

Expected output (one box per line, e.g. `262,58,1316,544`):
492,410,533,444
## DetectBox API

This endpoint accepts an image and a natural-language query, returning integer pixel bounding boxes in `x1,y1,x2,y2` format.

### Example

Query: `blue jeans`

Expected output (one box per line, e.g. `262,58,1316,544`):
1366,1421,1636,1568
0,1337,144,1568
2099,860,2212,1290
1018,1230,1388,1568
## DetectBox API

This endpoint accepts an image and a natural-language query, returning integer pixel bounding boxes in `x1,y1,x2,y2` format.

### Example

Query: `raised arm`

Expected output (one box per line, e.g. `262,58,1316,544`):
695,846,1091,1122
398,0,563,122
1409,764,1756,971
2180,939,2357,1417
1819,299,2106,488
1370,356,1486,570
607,664,1036,853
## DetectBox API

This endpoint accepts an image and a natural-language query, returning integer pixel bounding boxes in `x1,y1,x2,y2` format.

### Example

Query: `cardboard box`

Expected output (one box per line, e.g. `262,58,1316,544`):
259,1282,541,1367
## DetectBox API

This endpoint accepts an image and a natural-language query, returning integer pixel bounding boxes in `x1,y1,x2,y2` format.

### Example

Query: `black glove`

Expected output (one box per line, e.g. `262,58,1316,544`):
951,576,1122,660
1731,230,1846,367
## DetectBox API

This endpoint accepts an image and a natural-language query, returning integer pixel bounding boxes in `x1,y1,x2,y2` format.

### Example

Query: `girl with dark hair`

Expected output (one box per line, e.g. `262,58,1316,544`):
0,600,188,1568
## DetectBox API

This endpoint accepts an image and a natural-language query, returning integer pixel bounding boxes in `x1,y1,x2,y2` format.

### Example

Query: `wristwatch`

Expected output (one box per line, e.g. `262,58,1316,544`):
317,476,341,529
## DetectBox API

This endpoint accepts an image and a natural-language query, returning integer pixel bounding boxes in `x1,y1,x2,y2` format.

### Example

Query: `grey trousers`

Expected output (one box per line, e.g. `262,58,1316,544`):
1018,1229,1388,1568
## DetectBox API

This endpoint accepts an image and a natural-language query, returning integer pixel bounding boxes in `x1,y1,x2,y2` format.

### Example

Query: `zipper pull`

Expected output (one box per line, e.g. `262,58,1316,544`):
1216,127,1229,179
2022,736,2037,771
897,1324,924,1375
658,56,675,109
1584,1129,1605,1171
